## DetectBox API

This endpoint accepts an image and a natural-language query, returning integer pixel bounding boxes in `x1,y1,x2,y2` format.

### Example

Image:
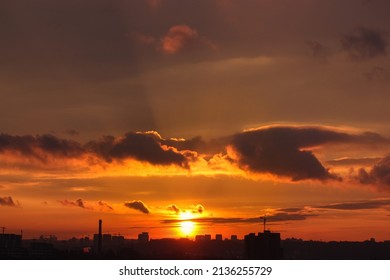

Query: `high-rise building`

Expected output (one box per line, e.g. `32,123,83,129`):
244,230,283,259
138,232,149,243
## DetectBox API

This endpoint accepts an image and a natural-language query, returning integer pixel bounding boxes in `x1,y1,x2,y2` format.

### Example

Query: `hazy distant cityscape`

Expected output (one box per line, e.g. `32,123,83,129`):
2,220,390,260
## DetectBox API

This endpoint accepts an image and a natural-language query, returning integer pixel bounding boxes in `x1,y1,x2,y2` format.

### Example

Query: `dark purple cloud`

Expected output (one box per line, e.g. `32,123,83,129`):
229,126,388,181
0,131,193,168
316,199,390,210
342,27,388,59
85,132,191,168
357,156,390,188
124,200,150,214
0,133,83,160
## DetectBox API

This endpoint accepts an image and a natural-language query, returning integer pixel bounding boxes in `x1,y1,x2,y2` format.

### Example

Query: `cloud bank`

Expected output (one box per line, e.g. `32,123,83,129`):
0,126,389,186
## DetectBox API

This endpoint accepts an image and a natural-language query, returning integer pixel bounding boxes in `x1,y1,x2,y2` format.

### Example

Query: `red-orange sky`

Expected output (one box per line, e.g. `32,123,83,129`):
1,0,390,241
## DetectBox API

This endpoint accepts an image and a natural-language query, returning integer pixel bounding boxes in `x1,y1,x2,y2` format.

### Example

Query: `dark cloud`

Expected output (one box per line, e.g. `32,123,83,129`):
357,156,390,187
0,131,194,168
58,198,88,209
316,199,390,210
0,133,83,160
124,200,150,214
0,196,17,207
230,127,338,181
342,27,387,59
229,126,389,181
85,131,191,168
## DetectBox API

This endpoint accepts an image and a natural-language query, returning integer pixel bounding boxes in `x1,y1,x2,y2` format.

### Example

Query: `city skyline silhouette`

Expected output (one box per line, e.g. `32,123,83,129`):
2,219,390,260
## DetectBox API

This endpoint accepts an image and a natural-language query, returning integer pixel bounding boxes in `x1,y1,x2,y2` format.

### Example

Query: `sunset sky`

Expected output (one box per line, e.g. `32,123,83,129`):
2,0,390,241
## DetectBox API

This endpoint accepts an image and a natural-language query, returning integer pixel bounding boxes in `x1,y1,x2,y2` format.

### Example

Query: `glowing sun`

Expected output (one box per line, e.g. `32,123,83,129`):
180,221,195,236
179,212,196,236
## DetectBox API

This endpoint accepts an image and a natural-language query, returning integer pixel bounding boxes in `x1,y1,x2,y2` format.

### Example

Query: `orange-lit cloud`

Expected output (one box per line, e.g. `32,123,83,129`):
0,126,390,189
160,25,218,54
357,156,390,189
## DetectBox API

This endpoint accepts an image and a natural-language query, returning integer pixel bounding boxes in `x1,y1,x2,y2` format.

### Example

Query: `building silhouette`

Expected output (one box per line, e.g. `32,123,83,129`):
244,230,283,259
0,233,23,259
138,232,149,243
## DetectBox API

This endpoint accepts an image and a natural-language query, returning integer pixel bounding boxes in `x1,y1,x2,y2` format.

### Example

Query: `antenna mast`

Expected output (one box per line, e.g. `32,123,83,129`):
260,216,267,232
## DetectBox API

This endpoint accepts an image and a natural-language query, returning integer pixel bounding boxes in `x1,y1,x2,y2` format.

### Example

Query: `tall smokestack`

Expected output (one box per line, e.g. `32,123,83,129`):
98,219,102,254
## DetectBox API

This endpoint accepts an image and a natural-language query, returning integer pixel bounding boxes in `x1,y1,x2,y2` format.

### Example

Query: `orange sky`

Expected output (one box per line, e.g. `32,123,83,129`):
1,0,390,242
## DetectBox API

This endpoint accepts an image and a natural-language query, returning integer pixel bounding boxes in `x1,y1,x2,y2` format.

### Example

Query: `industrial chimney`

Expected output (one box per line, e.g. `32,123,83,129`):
98,219,102,254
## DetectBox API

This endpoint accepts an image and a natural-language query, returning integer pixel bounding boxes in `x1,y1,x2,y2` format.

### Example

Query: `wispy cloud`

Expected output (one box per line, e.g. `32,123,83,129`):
58,198,89,209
